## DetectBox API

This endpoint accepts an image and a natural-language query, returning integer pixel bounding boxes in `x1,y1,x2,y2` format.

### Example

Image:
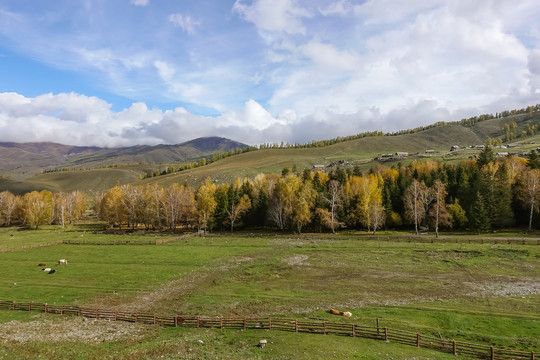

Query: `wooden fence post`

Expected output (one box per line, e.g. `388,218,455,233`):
61,305,65,315
269,317,272,330
295,320,298,332
197,316,200,328
491,345,494,360
416,333,420,347
28,302,32,311
153,314,157,325
376,318,380,336
220,317,223,329
531,351,535,360
174,316,178,327
243,317,246,330
323,322,327,335
115,311,118,321
452,340,457,355
96,308,99,319
352,324,356,337
44,304,48,313
384,327,388,342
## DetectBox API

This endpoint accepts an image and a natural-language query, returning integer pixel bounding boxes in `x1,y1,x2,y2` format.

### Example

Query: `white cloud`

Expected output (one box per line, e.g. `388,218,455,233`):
154,60,175,82
300,41,360,72
130,0,149,7
233,0,312,39
1,1,540,148
528,50,540,94
168,13,201,35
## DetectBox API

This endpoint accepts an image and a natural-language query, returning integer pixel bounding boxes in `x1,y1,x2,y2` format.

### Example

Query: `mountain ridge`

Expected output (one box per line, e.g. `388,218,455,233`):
0,136,249,174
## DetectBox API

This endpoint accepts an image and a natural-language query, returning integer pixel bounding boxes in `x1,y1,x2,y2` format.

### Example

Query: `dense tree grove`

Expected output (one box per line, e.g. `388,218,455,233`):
0,190,86,229
3,151,540,233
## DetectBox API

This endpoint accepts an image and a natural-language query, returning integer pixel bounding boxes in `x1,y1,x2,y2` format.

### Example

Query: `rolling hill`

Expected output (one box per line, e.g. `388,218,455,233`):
0,137,248,178
1,110,539,194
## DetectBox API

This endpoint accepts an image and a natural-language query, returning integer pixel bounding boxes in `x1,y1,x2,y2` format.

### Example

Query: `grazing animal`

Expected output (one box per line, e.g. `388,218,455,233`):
38,263,46,267
42,268,52,272
329,307,352,317
48,269,56,274
58,259,68,265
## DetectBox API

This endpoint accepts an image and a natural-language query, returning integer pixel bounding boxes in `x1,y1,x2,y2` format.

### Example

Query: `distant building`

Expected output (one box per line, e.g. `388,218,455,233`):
496,152,509,157
395,152,408,158
507,144,518,148
425,150,435,154
474,145,485,149
450,145,459,151
312,164,325,170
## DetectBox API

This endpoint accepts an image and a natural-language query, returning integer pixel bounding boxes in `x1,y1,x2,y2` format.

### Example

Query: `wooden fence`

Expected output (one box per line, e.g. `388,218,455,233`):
365,235,540,246
0,240,63,254
0,300,535,360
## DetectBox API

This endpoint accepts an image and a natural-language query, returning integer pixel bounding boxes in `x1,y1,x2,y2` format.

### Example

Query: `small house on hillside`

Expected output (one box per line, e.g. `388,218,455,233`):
395,152,408,158
312,164,325,171
450,145,459,151
496,152,509,157
425,150,435,154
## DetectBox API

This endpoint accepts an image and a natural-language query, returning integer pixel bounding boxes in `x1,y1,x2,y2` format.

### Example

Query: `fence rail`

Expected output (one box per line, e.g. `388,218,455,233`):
0,300,535,360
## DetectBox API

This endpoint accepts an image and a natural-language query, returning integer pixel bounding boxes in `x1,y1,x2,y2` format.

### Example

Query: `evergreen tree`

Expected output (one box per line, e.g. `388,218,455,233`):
469,191,490,232
477,146,496,168
526,150,540,169
492,164,514,227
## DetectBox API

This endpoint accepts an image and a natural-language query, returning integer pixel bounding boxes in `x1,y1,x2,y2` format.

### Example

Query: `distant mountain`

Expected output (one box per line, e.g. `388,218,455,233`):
0,137,248,174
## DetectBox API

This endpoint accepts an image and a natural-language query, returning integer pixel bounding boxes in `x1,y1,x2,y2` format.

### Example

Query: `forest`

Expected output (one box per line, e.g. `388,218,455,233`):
2,146,540,235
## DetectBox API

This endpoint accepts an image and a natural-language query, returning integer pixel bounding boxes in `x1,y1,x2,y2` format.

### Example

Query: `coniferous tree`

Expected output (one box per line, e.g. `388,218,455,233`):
469,191,490,232
492,164,514,227
477,146,496,168
526,150,540,169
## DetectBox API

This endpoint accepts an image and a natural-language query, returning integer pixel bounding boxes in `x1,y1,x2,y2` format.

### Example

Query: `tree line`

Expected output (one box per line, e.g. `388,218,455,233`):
3,147,540,234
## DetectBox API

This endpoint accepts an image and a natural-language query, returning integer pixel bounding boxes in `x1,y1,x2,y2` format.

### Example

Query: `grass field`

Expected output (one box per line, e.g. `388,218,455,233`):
1,226,539,359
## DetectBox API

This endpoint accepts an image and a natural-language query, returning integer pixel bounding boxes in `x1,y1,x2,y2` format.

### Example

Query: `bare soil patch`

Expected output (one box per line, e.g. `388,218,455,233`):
0,316,152,344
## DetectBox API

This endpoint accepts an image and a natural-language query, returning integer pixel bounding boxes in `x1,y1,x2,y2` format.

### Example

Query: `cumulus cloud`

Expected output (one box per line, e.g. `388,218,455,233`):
0,92,503,149
1,1,540,148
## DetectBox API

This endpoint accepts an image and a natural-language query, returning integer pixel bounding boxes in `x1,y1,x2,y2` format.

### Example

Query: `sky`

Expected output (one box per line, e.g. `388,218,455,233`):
0,0,539,148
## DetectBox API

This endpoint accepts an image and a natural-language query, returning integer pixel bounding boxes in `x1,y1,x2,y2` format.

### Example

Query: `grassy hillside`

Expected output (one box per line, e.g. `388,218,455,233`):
2,111,540,193
140,121,530,188
1,168,143,195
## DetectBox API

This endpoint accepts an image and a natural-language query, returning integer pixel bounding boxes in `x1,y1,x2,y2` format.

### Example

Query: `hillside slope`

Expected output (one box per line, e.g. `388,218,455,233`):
0,137,247,178
2,111,539,194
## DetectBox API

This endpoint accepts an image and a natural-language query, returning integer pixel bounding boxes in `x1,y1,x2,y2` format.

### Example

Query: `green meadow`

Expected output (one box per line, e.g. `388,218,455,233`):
1,226,539,359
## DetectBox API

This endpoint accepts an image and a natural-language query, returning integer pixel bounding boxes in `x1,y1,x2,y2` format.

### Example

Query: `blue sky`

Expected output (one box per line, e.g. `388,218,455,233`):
0,0,539,147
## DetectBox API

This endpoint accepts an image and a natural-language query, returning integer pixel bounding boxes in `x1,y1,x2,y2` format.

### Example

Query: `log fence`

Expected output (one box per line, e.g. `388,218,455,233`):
0,300,535,360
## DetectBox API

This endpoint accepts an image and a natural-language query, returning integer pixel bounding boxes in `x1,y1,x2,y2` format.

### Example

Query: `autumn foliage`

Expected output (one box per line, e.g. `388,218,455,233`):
2,152,540,233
